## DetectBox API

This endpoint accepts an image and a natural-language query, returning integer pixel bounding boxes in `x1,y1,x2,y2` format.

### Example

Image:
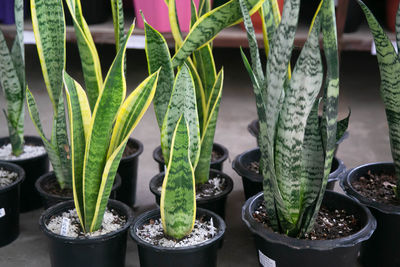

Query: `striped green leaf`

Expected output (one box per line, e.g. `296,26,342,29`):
359,0,400,195
190,0,199,28
171,0,264,68
193,45,217,104
0,30,24,156
144,21,175,129
31,0,65,111
81,24,134,232
65,0,103,111
274,14,322,230
90,70,157,231
396,2,400,52
111,0,125,53
198,0,211,16
64,71,90,226
161,116,196,239
26,88,68,187
161,64,201,169
195,69,223,184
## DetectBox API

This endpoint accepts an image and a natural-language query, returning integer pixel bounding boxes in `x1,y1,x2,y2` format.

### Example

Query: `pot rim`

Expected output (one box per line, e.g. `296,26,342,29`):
0,161,25,193
129,207,225,252
152,142,229,166
340,161,400,215
242,191,376,250
0,136,48,163
39,199,133,243
149,169,234,204
233,148,345,183
121,138,143,161
35,171,122,200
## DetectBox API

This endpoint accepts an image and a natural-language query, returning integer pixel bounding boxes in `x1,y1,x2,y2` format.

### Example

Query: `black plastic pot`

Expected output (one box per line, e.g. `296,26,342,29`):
116,138,143,207
130,208,225,267
152,143,229,173
63,0,111,25
340,162,400,267
35,172,122,209
149,169,233,219
242,191,376,267
0,136,49,212
232,148,346,200
0,162,25,247
39,199,133,267
247,119,348,156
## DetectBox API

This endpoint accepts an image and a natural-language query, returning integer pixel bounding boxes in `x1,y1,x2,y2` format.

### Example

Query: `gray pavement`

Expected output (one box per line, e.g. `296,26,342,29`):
0,45,390,266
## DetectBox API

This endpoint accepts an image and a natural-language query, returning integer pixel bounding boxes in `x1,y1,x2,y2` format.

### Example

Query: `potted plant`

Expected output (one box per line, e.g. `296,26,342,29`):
130,67,225,266
37,3,158,264
0,0,49,212
146,0,266,218
0,162,25,247
30,0,136,209
340,1,400,266
239,0,376,266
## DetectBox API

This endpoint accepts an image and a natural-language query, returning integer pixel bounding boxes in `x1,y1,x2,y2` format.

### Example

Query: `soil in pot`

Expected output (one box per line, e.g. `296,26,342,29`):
0,136,49,212
116,138,143,207
341,163,400,267
242,191,376,267
149,169,234,219
40,199,133,267
36,172,122,209
153,143,228,172
130,208,225,267
0,163,25,247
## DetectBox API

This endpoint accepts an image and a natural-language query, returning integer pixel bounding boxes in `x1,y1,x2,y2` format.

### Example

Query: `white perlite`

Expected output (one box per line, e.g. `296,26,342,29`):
0,169,18,188
136,218,217,247
157,177,225,199
0,144,46,160
46,208,125,238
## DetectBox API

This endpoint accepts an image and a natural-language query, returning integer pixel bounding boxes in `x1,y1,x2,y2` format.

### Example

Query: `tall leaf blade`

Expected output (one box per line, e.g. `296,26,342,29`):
161,116,196,239
82,24,134,231
172,0,264,68
193,45,217,105
358,0,400,193
0,30,24,155
144,21,175,129
111,0,125,53
31,0,65,110
161,64,201,168
274,14,322,230
195,69,223,184
26,89,67,186
64,71,90,228
90,72,157,231
65,0,103,110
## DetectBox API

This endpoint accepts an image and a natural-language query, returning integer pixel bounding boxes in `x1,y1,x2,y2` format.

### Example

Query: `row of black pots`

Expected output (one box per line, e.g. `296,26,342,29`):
39,199,226,267
152,143,229,173
232,148,346,200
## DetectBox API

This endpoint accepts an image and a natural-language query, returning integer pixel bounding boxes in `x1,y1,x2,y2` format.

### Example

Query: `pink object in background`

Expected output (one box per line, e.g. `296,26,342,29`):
133,0,200,32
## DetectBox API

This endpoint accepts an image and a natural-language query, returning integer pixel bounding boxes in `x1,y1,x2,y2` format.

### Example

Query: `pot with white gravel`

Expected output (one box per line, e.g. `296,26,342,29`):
39,199,133,267
129,208,225,267
0,162,25,247
0,136,49,212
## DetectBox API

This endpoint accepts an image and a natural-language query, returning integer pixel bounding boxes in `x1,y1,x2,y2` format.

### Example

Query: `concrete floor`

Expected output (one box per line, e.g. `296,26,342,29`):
0,44,392,266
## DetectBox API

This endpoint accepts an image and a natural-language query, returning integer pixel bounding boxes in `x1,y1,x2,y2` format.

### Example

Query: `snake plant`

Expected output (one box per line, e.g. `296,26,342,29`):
0,0,25,156
358,1,400,197
145,0,263,184
160,64,200,239
26,0,126,189
240,0,339,237
64,23,158,232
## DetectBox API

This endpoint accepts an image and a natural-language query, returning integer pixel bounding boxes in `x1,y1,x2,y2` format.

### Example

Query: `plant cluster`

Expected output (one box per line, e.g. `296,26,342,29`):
0,0,25,156
240,0,339,237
